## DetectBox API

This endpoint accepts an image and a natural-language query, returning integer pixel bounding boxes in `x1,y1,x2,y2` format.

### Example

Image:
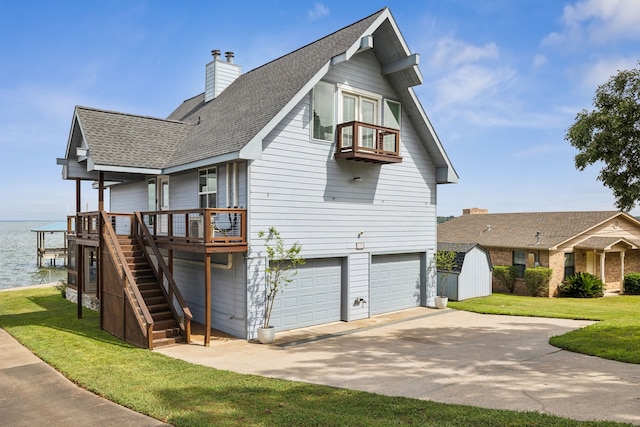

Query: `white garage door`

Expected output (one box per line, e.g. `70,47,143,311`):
269,258,342,331
370,253,421,315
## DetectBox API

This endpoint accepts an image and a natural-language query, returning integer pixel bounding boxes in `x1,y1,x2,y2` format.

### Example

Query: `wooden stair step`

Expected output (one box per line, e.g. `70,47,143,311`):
154,318,179,330
144,295,166,305
153,327,181,340
147,303,170,313
153,336,185,348
152,311,174,321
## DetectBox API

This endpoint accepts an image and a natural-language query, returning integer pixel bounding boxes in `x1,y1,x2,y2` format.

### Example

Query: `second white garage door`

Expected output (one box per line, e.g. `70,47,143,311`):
370,253,421,315
269,258,343,331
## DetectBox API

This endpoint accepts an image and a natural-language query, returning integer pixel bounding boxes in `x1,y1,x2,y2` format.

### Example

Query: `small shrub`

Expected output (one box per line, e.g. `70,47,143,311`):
623,272,640,295
558,272,604,298
54,281,67,299
524,267,552,297
493,265,517,293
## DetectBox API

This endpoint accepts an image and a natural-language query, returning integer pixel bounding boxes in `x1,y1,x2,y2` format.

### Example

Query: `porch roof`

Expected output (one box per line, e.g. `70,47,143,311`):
574,236,640,251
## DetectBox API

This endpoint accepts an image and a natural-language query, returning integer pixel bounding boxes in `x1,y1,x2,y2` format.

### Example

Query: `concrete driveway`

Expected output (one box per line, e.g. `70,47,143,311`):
157,309,640,425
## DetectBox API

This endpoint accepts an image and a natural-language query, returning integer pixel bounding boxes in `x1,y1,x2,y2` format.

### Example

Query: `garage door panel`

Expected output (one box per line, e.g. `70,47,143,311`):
371,253,421,315
270,258,342,331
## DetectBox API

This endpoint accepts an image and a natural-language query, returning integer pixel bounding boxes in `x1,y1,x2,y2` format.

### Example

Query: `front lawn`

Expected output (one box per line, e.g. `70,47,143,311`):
0,286,630,426
449,293,640,364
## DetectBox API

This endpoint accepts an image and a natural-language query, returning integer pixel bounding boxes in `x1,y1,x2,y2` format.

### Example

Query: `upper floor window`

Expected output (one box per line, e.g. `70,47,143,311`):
313,82,403,164
384,99,401,130
199,167,217,208
312,81,334,141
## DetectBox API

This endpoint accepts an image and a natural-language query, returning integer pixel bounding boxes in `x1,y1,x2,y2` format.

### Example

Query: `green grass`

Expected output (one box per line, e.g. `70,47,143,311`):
0,287,631,426
449,293,640,364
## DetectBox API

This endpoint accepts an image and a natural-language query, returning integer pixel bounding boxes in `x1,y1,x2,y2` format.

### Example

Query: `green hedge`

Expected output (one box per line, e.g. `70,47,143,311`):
493,265,517,293
624,272,640,295
524,267,552,297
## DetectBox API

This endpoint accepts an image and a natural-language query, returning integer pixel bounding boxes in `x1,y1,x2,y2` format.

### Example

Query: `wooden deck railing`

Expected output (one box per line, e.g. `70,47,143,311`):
140,208,247,247
335,120,402,164
69,208,247,251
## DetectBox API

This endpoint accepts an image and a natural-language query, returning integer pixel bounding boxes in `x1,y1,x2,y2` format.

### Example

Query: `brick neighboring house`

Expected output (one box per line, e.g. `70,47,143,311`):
438,209,640,296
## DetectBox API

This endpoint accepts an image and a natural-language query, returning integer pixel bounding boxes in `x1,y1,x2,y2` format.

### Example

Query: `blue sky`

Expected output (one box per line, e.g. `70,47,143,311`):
1,0,639,220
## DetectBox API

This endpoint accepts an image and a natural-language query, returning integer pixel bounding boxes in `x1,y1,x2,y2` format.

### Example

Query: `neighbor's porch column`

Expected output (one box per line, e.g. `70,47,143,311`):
620,251,625,294
600,252,606,287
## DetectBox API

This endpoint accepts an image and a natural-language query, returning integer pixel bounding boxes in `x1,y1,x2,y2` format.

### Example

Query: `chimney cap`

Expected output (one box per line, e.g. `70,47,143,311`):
225,51,234,63
211,49,221,59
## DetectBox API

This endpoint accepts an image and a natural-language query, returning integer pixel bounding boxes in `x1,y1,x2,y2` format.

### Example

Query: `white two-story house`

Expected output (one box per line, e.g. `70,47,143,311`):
58,7,458,348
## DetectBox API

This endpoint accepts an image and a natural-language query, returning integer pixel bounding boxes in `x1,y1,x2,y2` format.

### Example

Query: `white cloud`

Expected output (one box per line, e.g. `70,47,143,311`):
430,38,499,68
580,57,639,88
431,64,516,110
514,144,561,158
545,0,640,45
531,54,548,69
308,3,329,21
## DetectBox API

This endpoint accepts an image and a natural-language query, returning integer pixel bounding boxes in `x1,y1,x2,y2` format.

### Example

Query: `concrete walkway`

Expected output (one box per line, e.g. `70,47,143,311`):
157,309,640,425
0,328,169,427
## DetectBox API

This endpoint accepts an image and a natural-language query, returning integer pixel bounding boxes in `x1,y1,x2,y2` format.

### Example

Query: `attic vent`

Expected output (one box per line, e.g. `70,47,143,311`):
205,49,242,102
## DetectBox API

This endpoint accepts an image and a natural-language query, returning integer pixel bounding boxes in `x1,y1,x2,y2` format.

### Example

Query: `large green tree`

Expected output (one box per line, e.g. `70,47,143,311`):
566,62,640,211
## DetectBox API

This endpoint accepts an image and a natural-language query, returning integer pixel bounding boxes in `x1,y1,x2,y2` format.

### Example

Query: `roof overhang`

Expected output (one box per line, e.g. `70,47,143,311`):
574,237,639,251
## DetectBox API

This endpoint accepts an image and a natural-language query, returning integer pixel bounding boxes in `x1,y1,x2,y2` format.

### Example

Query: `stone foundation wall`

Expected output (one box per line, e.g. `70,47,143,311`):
65,288,100,312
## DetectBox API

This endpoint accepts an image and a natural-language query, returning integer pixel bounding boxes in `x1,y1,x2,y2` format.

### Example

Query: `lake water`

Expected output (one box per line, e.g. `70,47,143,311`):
0,221,68,290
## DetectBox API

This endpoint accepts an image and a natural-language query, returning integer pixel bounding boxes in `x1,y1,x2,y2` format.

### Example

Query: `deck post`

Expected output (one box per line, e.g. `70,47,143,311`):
77,244,83,319
98,172,104,212
204,255,211,347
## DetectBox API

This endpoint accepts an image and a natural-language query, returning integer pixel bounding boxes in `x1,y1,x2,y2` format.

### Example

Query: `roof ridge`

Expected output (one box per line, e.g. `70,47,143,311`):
241,7,387,76
76,105,192,126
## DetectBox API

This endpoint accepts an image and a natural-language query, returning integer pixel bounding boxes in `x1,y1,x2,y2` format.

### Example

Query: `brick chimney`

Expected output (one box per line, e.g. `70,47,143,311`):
205,49,241,102
462,208,488,215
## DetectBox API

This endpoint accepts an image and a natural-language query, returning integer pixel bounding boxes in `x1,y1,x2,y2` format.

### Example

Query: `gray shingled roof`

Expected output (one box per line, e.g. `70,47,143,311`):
575,236,640,249
437,211,621,250
75,106,192,169
76,8,386,169
75,9,386,171
164,8,385,168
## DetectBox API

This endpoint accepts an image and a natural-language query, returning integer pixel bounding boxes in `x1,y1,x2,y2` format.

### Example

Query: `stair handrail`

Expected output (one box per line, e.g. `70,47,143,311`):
135,212,192,343
100,211,154,347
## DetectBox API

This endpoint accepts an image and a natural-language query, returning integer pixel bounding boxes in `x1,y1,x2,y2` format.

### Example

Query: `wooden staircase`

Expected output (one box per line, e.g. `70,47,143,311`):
118,236,185,348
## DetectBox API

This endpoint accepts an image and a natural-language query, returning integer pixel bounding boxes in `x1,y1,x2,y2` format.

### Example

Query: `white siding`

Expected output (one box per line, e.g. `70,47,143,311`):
109,181,148,212
172,253,246,338
248,49,436,259
169,171,197,210
345,252,369,321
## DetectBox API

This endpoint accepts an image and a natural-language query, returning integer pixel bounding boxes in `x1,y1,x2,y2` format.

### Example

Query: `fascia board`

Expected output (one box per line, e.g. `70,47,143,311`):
163,151,242,174
63,109,81,159
406,88,459,184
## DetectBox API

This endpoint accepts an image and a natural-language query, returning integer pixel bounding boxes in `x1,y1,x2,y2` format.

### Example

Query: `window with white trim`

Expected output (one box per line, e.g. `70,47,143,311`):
338,85,382,149
312,81,334,141
198,167,217,208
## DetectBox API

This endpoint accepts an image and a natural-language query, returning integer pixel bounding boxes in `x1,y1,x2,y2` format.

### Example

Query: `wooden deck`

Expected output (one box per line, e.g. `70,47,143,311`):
68,208,248,253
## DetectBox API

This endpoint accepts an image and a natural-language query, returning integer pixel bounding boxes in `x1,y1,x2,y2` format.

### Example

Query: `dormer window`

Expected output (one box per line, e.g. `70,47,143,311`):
311,81,402,164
